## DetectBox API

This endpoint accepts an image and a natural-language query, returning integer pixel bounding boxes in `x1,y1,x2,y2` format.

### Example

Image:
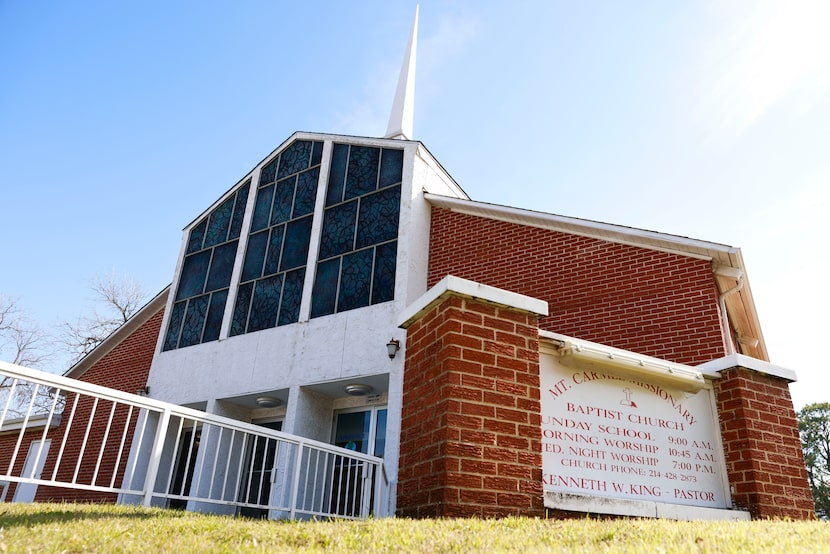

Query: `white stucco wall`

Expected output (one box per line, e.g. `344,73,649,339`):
145,132,464,506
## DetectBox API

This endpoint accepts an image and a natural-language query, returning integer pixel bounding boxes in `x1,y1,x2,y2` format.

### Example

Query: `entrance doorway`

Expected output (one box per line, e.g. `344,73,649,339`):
168,427,200,510
13,439,51,502
332,407,387,457
238,420,283,518
330,406,387,516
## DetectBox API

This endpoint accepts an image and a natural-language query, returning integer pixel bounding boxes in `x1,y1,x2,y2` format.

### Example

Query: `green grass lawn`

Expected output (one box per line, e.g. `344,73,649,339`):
0,503,828,553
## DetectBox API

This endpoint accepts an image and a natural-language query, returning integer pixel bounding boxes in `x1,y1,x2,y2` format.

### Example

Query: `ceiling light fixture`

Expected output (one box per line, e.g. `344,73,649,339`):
255,396,281,408
344,384,373,396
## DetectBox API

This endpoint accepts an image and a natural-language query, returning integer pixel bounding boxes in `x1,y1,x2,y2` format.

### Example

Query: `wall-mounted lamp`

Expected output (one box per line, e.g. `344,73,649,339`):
136,386,150,397
386,338,401,360
255,396,281,408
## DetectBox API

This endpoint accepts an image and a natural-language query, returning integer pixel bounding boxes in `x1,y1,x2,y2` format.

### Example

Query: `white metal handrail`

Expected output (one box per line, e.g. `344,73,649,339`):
0,360,390,519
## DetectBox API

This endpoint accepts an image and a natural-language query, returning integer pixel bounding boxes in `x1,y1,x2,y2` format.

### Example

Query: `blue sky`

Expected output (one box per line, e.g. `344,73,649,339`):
1,1,828,408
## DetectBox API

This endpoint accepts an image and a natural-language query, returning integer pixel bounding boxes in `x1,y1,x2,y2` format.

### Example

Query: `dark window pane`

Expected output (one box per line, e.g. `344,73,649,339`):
179,295,210,348
372,241,397,304
280,215,313,271
248,275,283,332
311,141,323,166
186,220,207,254
311,258,340,318
263,225,285,276
356,186,400,249
163,301,186,351
333,411,370,453
202,290,228,343
319,201,357,260
278,140,312,179
345,146,380,200
278,268,305,326
338,248,373,311
230,282,253,336
260,158,278,185
251,183,274,232
379,148,404,189
294,167,318,218
205,240,238,292
326,143,349,206
204,196,234,248
374,409,388,457
241,230,268,282
176,250,211,301
271,176,295,226
229,183,250,240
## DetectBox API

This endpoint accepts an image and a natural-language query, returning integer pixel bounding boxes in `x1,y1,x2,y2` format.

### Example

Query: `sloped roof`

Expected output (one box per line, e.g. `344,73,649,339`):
425,192,768,361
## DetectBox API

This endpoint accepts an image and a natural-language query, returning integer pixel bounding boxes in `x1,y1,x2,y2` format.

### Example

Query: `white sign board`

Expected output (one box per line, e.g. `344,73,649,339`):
540,350,729,509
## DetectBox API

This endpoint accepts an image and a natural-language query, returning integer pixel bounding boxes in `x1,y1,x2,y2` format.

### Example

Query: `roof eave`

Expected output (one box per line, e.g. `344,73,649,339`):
425,192,768,361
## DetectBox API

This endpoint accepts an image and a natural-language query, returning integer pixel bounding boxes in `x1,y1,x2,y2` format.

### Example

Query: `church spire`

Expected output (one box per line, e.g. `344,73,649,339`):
384,5,419,140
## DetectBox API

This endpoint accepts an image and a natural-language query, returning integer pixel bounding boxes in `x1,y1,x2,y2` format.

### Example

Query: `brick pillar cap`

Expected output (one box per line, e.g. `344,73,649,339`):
398,275,548,328
698,353,797,382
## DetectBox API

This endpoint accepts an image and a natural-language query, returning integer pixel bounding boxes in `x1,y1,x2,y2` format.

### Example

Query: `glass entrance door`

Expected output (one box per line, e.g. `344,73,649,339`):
332,407,387,457
238,420,282,519
168,427,200,510
331,406,387,516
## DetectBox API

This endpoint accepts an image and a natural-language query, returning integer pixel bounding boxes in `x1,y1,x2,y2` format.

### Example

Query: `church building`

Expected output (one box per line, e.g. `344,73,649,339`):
1,8,815,520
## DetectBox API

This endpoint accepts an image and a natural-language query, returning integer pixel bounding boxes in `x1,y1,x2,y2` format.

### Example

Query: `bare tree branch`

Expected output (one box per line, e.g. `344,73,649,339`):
60,271,146,365
0,295,51,368
2,273,145,417
0,295,56,416
92,271,146,324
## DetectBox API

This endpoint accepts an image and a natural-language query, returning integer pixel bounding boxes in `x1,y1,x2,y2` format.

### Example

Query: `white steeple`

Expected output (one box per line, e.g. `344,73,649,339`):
384,5,419,140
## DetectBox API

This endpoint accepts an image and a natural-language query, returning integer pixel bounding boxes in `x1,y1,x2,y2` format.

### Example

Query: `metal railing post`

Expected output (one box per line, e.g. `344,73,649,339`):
360,461,372,519
141,407,171,507
0,362,388,520
288,442,305,519
374,463,385,517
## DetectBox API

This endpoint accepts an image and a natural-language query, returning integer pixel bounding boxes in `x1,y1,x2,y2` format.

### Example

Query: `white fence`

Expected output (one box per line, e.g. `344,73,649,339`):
0,360,389,519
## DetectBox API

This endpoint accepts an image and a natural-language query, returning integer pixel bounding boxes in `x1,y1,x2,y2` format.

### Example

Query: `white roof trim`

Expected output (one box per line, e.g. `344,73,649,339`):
0,412,62,435
425,193,741,264
398,275,549,329
182,131,421,232
697,354,797,382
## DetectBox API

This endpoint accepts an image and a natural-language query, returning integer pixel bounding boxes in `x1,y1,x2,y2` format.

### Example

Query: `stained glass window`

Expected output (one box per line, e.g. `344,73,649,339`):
338,248,374,311
164,138,402,347
345,146,380,200
230,140,324,336
163,182,250,351
310,258,339,318
311,144,403,318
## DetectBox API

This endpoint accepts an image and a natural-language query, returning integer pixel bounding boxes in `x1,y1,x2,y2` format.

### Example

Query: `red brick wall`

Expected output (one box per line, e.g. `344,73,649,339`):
715,367,815,519
397,293,544,518
0,306,163,503
428,208,725,365
427,207,814,520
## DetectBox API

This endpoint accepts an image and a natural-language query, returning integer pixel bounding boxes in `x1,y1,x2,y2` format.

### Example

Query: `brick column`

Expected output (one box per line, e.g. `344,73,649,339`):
396,276,548,518
704,355,815,519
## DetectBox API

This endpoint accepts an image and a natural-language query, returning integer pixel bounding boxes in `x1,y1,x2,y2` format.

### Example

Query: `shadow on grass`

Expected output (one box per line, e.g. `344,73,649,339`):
0,503,189,528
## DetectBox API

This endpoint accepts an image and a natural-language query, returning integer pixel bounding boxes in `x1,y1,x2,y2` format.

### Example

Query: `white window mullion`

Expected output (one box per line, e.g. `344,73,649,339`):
298,140,333,322
219,173,260,340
